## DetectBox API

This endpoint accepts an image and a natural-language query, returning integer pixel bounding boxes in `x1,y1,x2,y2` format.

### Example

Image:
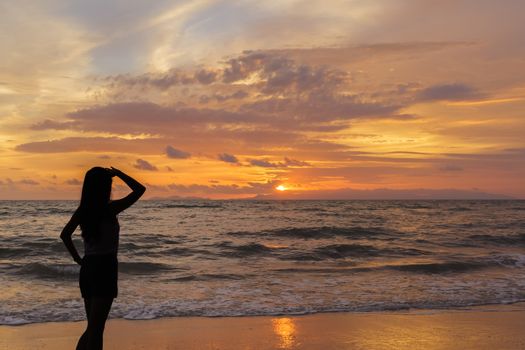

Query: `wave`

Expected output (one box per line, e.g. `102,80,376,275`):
491,254,525,268
5,260,178,280
467,234,525,246
5,298,525,325
280,244,428,261
168,273,248,282
214,242,277,257
386,261,487,274
177,240,430,261
118,261,174,274
163,204,222,209
228,226,396,240
0,247,33,258
9,262,79,279
275,254,525,274
447,207,472,212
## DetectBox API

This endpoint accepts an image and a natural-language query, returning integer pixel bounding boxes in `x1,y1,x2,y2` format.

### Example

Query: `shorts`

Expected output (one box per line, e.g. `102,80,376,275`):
79,254,118,299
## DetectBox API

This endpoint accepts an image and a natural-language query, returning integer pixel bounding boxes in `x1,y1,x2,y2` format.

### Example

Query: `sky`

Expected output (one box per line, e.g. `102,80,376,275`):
1,0,524,199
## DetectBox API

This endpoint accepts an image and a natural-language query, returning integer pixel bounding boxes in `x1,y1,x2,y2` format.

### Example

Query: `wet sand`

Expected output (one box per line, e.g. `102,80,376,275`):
2,306,525,349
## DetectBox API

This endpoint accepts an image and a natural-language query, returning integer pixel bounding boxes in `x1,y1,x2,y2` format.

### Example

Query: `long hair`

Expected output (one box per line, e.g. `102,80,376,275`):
78,167,112,242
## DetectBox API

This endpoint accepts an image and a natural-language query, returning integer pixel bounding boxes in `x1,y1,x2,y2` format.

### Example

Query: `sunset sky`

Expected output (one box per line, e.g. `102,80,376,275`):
1,0,524,199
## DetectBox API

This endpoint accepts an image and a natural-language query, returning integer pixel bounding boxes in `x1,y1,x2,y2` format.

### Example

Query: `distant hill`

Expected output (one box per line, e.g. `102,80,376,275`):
251,188,515,200
147,195,211,201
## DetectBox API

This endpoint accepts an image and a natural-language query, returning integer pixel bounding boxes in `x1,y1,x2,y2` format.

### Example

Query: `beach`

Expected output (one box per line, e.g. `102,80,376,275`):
2,306,525,350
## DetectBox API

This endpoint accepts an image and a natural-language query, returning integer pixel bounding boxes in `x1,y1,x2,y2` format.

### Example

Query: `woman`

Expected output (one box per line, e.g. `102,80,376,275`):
60,166,145,350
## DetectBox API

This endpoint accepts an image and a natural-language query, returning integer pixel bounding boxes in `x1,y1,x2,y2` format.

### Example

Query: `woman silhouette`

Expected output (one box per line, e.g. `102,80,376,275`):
60,167,145,350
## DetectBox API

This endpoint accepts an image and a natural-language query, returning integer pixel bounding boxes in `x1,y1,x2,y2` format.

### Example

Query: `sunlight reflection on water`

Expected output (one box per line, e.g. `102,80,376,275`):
272,317,297,349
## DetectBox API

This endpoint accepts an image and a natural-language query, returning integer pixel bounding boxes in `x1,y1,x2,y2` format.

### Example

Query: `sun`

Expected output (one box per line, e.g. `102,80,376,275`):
276,185,287,191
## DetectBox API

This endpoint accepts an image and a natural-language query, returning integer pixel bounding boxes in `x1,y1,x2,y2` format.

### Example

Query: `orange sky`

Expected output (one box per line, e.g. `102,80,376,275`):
1,0,524,199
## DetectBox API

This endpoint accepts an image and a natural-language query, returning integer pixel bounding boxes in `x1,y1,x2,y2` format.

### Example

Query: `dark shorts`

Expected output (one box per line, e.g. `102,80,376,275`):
79,254,118,299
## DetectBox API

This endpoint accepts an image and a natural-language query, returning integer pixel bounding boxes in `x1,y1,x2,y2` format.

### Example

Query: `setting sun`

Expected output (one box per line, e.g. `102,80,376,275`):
276,185,287,191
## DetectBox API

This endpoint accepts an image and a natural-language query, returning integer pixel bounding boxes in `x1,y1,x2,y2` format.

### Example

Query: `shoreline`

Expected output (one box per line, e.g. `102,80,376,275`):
2,305,525,349
3,301,525,327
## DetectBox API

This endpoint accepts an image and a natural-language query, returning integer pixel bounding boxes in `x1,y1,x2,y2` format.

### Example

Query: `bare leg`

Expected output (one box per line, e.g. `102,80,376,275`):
76,298,92,350
82,297,113,350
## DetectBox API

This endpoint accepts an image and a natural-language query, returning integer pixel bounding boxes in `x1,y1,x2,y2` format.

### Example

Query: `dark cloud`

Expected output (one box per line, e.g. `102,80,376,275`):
166,145,191,159
19,179,39,185
194,69,218,85
31,103,268,135
218,153,239,163
248,157,310,168
102,68,215,91
242,94,401,122
65,178,82,185
249,159,281,168
211,90,249,103
283,157,310,167
30,119,75,130
417,83,482,101
14,130,324,156
133,158,158,171
222,50,348,95
439,164,464,172
200,91,249,104
166,179,279,195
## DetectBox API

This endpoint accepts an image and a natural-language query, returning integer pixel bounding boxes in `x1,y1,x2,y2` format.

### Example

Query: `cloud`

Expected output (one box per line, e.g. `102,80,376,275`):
102,67,219,92
218,153,239,164
15,136,165,154
417,83,483,102
242,94,401,123
15,129,329,156
200,90,249,104
19,179,39,185
31,103,265,135
133,158,158,171
248,157,310,168
65,178,82,185
249,159,281,168
221,50,348,94
283,157,310,167
263,42,476,68
439,165,464,172
194,68,218,85
166,145,191,159
166,179,280,195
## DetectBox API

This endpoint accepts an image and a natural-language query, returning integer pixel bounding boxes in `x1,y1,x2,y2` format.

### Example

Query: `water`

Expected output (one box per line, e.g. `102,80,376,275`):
1,200,525,325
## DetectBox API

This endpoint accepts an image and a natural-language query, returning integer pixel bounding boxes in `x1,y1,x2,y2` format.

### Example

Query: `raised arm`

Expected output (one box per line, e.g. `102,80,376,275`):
60,209,83,265
108,167,146,215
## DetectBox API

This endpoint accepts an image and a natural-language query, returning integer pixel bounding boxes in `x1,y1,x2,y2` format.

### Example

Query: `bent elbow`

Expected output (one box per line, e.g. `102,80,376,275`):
60,229,71,241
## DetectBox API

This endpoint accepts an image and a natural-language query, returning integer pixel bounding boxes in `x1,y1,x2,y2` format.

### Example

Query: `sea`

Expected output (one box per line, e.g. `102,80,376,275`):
1,200,525,325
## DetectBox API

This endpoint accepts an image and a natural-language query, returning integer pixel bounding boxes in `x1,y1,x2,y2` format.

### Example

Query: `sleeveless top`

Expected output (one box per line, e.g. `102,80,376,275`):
83,215,120,256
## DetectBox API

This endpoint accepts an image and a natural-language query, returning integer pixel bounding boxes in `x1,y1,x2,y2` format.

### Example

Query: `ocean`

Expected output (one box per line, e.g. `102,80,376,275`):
1,200,524,325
